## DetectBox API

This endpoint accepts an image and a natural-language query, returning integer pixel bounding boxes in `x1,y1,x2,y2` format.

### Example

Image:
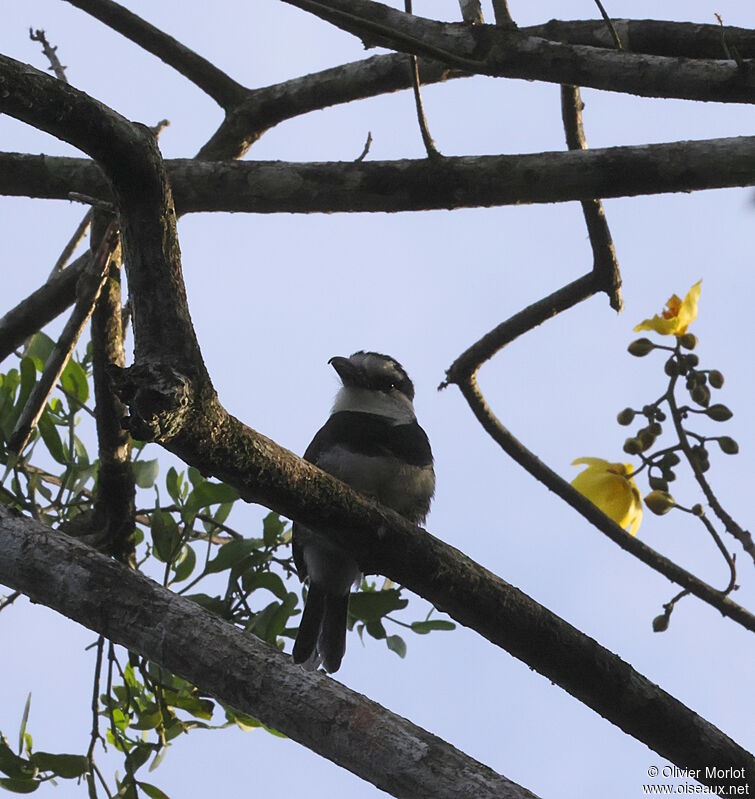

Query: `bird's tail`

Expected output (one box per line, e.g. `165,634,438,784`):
292,585,349,674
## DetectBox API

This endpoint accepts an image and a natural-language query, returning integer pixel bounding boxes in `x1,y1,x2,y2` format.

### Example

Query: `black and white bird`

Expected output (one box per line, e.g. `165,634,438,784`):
292,351,435,673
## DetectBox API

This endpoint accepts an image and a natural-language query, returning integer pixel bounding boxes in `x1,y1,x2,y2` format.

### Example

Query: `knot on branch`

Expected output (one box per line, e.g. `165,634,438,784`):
110,362,193,443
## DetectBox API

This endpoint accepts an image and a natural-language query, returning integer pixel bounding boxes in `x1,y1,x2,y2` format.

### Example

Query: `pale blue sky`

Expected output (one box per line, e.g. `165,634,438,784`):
1,2,753,797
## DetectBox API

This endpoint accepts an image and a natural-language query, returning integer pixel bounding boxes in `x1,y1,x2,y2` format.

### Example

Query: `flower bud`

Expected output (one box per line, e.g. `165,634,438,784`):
691,503,705,517
617,408,635,426
648,476,669,492
628,338,655,357
662,468,677,483
679,333,698,350
707,404,733,422
644,490,676,515
718,436,739,455
661,452,680,467
652,613,670,633
623,437,642,455
649,422,662,436
638,429,656,450
664,357,679,377
684,353,700,368
708,370,724,389
690,384,710,408
655,410,667,422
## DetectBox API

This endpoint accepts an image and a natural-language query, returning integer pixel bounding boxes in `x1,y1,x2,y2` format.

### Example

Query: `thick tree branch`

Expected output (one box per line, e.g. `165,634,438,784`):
4,134,755,214
89,213,135,566
0,508,539,799
283,0,755,104
63,0,246,108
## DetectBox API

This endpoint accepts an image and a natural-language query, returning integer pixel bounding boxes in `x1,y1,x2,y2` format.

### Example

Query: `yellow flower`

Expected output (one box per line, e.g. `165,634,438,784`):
633,279,702,337
571,457,643,535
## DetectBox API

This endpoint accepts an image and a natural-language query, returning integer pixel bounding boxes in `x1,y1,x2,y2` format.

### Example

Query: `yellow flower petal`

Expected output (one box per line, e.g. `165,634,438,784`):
571,457,643,536
633,279,702,337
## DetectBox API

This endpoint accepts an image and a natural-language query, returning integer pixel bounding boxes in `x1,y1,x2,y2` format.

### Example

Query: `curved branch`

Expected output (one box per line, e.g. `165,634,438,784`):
3,134,755,213
283,0,755,104
0,508,539,799
442,275,755,624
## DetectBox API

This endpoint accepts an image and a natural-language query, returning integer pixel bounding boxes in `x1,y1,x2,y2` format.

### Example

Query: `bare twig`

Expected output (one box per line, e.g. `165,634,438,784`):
49,211,92,278
8,223,119,455
354,131,373,161
29,29,68,81
405,0,441,158
560,85,622,311
592,0,623,49
68,192,116,212
0,590,22,613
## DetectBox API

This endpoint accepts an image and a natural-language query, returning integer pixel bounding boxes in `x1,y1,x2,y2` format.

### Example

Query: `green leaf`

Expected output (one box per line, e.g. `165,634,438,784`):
262,512,285,546
138,781,171,799
161,694,214,721
242,571,288,600
29,752,88,779
37,413,68,465
348,589,408,622
0,739,33,779
165,468,183,504
60,359,89,404
17,695,31,756
171,545,196,583
0,777,39,793
204,538,260,575
132,460,159,489
186,481,238,512
386,635,407,658
184,594,229,618
365,619,386,640
151,511,181,563
24,334,55,371
125,745,152,774
410,620,456,634
130,711,162,732
187,467,203,489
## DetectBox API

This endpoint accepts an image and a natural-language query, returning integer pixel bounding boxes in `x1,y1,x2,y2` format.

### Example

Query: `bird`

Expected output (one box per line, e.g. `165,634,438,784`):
292,351,435,673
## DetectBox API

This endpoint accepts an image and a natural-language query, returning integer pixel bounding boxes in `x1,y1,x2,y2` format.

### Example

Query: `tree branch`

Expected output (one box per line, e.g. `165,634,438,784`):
2,40,753,793
0,508,541,799
560,85,622,311
89,213,135,566
283,0,755,104
0,252,90,365
63,0,246,109
4,134,755,214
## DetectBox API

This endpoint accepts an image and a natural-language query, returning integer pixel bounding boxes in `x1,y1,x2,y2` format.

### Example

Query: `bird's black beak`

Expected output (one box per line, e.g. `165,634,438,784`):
328,356,358,385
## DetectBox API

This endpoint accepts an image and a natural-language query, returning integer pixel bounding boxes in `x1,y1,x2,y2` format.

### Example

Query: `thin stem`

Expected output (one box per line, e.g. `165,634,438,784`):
405,0,441,158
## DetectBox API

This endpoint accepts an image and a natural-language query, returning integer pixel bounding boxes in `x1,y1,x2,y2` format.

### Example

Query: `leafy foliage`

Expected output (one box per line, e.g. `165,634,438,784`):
0,337,454,798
